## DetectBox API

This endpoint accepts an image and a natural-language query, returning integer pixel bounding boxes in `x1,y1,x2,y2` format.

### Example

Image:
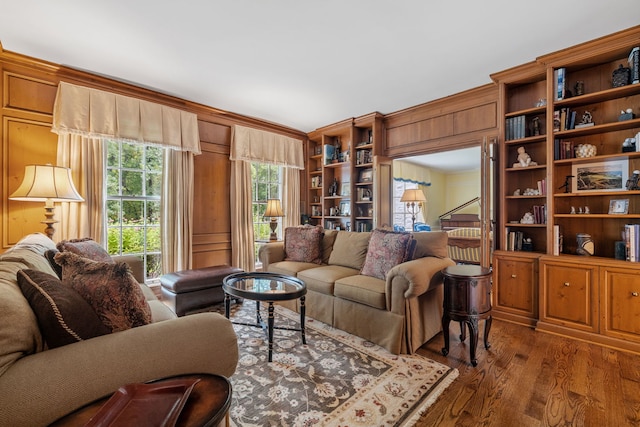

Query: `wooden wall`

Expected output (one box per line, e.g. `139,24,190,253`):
383,83,499,156
0,44,306,268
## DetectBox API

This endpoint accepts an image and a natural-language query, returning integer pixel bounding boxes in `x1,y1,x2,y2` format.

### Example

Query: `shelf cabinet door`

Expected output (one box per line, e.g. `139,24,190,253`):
540,259,598,332
492,251,539,326
600,265,640,342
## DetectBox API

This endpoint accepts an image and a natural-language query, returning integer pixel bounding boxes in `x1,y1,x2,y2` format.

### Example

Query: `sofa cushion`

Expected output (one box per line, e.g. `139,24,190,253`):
54,251,152,333
321,229,338,264
328,231,370,270
412,231,449,259
267,261,319,277
284,225,323,264
334,274,386,310
57,237,113,263
16,269,110,348
297,265,359,296
361,229,414,280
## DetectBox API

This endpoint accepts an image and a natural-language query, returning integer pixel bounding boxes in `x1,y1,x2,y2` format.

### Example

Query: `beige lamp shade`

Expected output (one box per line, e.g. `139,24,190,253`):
400,189,426,203
264,199,284,217
9,164,84,202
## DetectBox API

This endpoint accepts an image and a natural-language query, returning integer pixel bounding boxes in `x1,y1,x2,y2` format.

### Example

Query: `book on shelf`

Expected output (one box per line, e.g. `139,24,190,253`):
323,144,335,165
555,67,566,101
553,225,561,256
629,46,639,85
624,224,639,262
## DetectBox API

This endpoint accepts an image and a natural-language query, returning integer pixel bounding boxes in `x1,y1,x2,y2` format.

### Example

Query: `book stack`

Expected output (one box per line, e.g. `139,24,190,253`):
553,225,562,256
554,139,575,160
505,228,526,251
624,224,640,262
554,108,577,131
532,205,547,224
629,46,639,85
537,179,547,195
505,115,526,140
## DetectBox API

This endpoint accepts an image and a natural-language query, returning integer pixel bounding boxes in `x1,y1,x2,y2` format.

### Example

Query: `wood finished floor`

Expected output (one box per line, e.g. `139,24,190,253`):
414,319,640,427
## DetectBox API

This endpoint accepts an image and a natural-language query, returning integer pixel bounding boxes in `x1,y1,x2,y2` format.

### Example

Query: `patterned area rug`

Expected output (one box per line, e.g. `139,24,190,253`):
212,302,458,426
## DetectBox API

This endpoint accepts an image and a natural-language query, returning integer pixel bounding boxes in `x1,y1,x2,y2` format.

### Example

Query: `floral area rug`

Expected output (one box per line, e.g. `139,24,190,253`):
211,302,458,427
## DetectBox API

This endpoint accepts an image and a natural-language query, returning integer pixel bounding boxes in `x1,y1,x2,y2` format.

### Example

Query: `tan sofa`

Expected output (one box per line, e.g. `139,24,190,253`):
0,233,238,427
259,229,455,354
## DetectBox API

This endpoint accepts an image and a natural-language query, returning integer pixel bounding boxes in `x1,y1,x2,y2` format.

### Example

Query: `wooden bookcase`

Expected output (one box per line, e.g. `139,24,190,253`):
492,25,640,353
306,113,385,232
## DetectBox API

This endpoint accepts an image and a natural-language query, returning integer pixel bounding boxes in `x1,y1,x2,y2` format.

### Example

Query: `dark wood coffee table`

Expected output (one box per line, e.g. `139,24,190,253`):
223,271,307,362
50,374,231,427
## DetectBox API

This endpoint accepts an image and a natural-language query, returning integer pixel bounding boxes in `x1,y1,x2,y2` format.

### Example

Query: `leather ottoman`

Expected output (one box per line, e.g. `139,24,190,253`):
160,265,243,316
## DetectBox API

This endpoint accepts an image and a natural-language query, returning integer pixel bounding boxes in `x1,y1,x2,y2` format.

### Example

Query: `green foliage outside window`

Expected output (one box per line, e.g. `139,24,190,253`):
106,141,163,280
252,163,282,259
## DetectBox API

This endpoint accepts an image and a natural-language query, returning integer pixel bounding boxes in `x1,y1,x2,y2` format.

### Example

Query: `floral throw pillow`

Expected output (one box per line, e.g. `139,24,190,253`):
57,238,113,263
54,251,152,333
284,225,324,264
361,228,415,280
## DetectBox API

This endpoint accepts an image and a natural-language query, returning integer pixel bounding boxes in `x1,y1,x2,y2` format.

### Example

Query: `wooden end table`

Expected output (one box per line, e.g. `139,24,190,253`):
50,374,231,427
441,265,493,367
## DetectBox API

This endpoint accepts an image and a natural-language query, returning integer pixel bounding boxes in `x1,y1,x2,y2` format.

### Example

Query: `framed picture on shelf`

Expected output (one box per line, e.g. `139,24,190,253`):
360,168,373,182
339,201,351,216
340,182,350,197
571,160,628,193
608,199,629,214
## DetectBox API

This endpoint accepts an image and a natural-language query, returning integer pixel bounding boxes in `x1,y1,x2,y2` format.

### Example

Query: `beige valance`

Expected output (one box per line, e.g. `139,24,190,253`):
52,82,201,154
230,125,304,169
393,160,431,186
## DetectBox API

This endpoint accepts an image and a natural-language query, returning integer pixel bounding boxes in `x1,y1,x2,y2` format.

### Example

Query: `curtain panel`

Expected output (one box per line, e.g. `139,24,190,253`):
52,82,201,154
393,160,431,186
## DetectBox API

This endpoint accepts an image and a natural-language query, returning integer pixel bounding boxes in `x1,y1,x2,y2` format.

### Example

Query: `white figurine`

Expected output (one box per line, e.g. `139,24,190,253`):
513,146,538,168
520,212,535,224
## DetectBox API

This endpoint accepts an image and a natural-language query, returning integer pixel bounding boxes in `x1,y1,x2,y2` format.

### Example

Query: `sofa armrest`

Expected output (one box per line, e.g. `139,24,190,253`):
258,241,286,270
385,256,456,309
0,312,238,427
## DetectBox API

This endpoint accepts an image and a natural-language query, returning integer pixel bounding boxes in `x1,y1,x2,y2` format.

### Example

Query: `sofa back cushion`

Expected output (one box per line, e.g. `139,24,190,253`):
284,225,323,264
321,229,338,264
412,231,449,259
328,231,371,270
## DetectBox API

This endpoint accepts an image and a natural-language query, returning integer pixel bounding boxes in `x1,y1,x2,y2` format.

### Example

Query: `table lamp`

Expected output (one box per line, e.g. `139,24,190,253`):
400,189,426,231
9,164,84,239
264,198,284,240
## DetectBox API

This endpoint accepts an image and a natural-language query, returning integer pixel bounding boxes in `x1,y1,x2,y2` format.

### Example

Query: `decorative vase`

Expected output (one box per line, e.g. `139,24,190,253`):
576,233,594,256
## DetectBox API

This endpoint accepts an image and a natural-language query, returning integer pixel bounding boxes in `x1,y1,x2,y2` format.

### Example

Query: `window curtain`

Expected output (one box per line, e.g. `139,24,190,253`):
55,134,105,243
52,82,200,271
230,125,304,271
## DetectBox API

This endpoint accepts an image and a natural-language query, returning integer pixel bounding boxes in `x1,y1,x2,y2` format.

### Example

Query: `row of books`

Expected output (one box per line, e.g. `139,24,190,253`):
553,108,583,132
504,229,532,251
624,224,640,262
355,149,372,165
531,205,547,224
554,139,576,160
536,179,547,195
505,115,527,140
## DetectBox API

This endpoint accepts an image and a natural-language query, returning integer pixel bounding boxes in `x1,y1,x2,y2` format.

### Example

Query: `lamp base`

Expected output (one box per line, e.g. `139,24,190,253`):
42,204,57,240
269,219,279,241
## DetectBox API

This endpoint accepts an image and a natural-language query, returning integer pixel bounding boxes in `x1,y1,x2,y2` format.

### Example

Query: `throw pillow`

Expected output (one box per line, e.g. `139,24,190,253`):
44,249,63,279
56,237,114,263
16,269,110,348
54,251,152,333
284,225,324,264
361,228,415,280
412,231,449,259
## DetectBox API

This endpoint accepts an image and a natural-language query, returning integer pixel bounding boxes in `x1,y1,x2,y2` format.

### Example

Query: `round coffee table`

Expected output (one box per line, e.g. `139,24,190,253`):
222,271,307,362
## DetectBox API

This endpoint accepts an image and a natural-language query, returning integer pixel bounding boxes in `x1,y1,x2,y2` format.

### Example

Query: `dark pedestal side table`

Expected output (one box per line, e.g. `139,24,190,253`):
441,264,492,367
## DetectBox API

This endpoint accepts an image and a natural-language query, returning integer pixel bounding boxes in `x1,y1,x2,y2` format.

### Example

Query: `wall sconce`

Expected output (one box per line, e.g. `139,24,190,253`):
9,164,84,239
264,198,284,241
400,189,426,231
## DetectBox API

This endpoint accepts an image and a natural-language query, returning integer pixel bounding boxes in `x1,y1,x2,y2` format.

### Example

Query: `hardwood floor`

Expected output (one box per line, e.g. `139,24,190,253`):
414,319,640,427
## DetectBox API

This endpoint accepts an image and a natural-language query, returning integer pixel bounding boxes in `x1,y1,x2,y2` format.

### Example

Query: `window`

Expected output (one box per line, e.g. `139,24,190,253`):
251,163,283,261
392,179,419,231
106,140,163,283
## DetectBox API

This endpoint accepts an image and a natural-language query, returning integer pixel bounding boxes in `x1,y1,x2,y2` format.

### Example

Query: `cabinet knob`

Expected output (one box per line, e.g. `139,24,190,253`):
563,282,570,287
632,292,639,297
511,274,517,278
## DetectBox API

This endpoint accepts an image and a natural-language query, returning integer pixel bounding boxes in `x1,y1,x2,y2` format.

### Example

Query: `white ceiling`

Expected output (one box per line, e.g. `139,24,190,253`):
0,1,638,136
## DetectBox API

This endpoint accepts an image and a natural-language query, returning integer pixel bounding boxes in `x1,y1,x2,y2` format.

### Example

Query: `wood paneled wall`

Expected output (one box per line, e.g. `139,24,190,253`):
383,84,499,156
0,44,306,268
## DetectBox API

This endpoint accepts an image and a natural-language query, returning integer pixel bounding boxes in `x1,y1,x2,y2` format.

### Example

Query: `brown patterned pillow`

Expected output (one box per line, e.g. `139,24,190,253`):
57,238,113,263
17,269,110,348
54,251,152,333
361,228,415,280
284,225,324,264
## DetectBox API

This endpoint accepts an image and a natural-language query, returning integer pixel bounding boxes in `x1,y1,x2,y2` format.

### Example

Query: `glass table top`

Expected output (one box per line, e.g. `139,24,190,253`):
222,272,306,301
